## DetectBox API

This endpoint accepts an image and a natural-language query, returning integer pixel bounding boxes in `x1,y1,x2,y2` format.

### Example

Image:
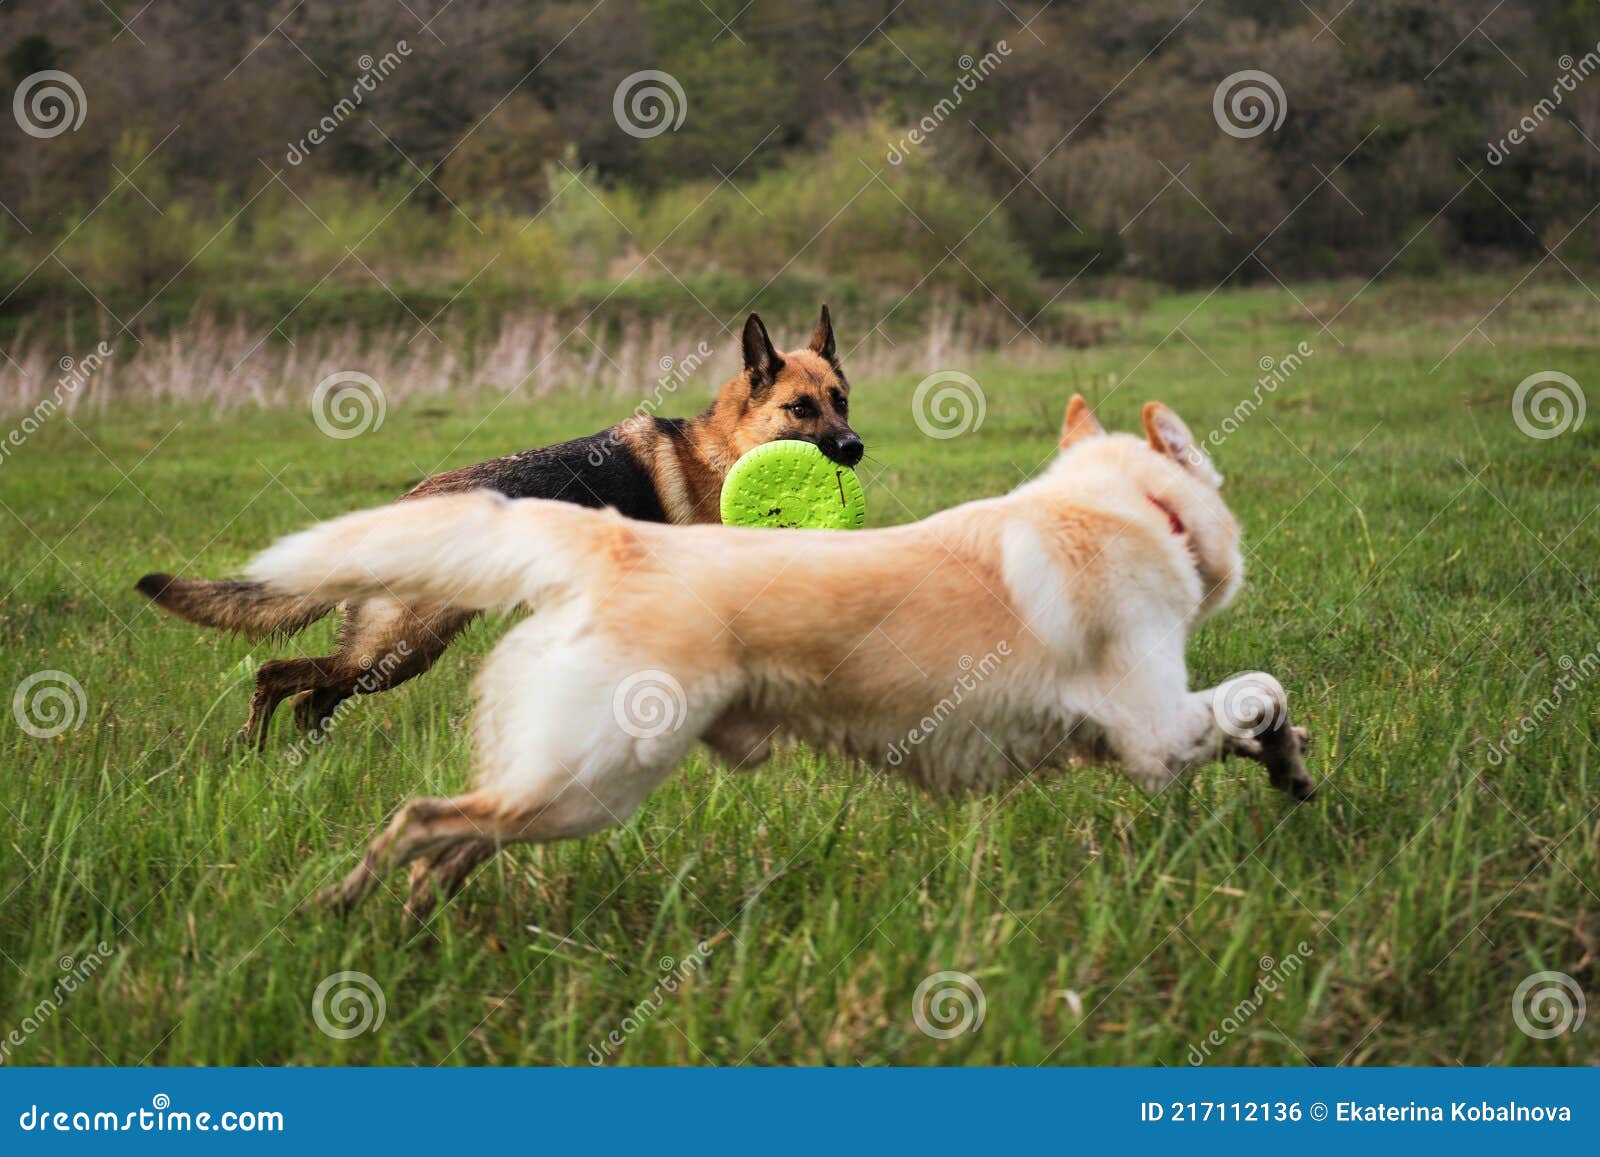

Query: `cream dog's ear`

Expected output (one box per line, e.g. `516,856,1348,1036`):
1059,395,1105,449
1141,402,1197,459
1143,402,1222,485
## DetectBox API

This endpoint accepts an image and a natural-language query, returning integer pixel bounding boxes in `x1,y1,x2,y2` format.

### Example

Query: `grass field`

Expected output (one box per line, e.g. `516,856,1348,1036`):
1,274,1596,1066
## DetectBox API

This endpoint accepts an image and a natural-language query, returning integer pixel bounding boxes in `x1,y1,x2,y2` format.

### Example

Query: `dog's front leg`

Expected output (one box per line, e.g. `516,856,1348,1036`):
1102,695,1221,795
1095,663,1221,794
1095,667,1314,800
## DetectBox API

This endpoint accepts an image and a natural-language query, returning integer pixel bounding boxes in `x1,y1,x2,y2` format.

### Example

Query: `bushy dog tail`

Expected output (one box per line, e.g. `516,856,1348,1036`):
134,573,335,639
245,490,590,612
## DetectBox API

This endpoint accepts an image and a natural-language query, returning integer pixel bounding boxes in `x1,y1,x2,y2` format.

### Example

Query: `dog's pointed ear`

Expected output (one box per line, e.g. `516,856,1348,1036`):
742,313,784,395
1142,402,1198,460
1143,401,1220,482
1059,395,1105,449
808,304,837,365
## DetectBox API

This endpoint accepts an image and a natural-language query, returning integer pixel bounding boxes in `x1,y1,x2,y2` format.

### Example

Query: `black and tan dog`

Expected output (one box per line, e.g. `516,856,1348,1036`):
137,308,862,747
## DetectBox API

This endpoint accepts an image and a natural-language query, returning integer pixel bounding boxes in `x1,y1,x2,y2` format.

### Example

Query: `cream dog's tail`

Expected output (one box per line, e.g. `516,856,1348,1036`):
246,490,597,610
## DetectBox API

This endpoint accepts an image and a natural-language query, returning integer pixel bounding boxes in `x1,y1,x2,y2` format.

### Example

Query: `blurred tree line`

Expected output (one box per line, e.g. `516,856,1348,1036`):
3,0,1600,320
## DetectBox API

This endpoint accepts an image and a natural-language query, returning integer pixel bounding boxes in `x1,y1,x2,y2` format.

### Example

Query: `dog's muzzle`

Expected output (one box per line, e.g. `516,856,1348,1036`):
819,432,864,468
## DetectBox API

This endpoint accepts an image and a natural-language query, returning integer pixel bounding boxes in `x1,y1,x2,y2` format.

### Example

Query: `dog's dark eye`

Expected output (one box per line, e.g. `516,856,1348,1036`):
831,390,848,417
785,399,818,419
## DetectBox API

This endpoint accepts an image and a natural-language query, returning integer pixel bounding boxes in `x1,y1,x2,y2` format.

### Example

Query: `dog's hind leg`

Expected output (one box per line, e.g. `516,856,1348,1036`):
316,793,501,916
291,602,476,735
324,705,713,915
239,657,338,749
320,617,727,916
317,781,630,916
404,839,496,920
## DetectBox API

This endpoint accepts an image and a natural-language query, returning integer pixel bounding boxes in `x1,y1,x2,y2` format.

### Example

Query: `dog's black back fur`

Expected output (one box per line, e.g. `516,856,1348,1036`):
405,425,669,522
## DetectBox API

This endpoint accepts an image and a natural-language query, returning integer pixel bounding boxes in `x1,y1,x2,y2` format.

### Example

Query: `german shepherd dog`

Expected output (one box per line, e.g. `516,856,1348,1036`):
137,308,862,748
244,394,1315,917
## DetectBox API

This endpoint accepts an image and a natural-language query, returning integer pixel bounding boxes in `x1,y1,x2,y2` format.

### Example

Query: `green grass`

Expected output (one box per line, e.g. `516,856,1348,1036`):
1,274,1596,1066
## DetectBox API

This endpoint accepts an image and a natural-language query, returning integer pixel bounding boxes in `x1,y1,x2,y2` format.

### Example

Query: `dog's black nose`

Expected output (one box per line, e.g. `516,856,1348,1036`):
825,433,864,467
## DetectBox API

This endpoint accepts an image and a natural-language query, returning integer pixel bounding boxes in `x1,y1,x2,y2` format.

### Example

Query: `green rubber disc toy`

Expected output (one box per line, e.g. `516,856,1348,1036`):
720,440,867,530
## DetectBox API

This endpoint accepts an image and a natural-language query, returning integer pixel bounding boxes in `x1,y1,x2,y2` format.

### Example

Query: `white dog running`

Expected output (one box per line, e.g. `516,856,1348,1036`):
248,395,1315,916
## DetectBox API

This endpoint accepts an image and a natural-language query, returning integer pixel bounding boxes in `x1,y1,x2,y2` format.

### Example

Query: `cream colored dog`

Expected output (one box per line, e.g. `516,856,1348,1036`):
248,395,1314,916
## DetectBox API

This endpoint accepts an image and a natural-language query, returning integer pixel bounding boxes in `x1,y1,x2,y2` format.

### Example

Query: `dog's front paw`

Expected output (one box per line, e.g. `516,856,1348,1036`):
1261,721,1316,802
